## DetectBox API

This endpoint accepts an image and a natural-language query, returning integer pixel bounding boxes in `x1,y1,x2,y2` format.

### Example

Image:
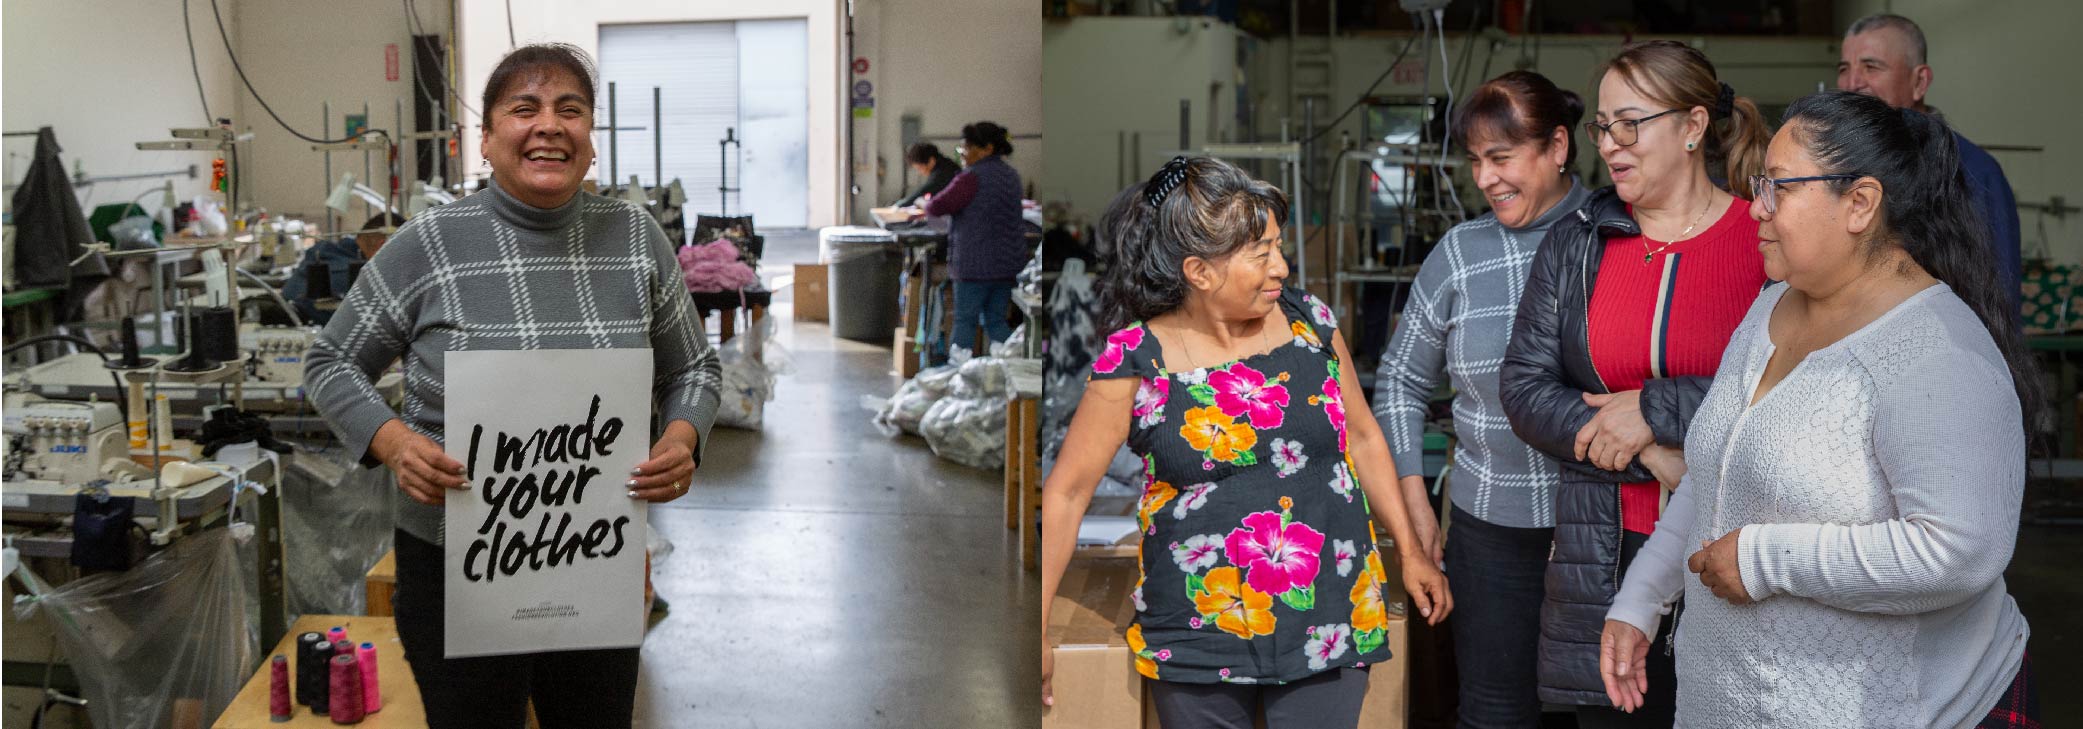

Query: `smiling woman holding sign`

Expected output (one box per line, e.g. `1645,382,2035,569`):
304,43,720,728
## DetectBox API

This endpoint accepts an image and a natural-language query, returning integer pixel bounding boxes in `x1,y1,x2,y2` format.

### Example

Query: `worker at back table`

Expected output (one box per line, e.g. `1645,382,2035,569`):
893,141,961,208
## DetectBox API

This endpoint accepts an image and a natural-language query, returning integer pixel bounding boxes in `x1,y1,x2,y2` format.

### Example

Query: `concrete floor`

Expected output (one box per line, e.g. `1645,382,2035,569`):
630,229,1041,728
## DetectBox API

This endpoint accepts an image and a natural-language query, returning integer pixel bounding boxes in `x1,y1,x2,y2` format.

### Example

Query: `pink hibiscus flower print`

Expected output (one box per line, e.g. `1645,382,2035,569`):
1208,363,1291,429
1170,534,1224,573
1310,298,1336,329
1328,461,1356,502
1333,539,1358,577
1305,623,1353,670
1173,482,1219,520
1133,377,1170,428
1224,511,1326,596
1270,438,1308,478
1321,375,1348,452
1092,327,1145,375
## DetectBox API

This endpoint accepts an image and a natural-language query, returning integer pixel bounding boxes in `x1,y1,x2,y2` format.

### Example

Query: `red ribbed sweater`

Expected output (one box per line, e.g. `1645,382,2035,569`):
1588,197,1766,535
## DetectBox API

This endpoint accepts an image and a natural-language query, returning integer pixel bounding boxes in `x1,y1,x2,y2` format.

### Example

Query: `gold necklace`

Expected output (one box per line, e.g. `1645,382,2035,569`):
1643,194,1716,263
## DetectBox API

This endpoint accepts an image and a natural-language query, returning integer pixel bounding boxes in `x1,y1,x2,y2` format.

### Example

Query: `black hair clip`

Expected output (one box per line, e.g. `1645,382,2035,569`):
1714,82,1736,119
1143,156,1192,208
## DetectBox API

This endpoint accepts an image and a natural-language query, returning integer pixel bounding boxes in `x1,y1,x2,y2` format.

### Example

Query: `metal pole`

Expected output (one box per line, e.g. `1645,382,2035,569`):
362,101,372,223
653,87,663,189
1179,99,1191,152
1300,97,1314,289
323,102,334,234
608,83,619,189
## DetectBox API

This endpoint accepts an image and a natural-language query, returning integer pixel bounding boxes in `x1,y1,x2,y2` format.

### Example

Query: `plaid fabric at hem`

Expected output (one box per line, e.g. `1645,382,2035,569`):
1976,652,2040,729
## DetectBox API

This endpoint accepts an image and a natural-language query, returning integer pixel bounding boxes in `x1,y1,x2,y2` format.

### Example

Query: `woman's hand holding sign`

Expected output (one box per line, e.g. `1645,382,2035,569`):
373,419,468,505
628,420,701,503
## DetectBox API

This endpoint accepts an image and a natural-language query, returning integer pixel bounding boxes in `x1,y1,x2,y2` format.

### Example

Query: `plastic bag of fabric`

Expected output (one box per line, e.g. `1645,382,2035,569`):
281,446,395,617
874,364,958,437
677,238,759,293
920,357,1011,469
716,318,778,431
12,529,257,729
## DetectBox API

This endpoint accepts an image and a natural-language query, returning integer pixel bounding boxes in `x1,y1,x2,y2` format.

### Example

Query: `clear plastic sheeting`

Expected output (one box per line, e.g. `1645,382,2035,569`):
717,315,792,431
1040,443,1144,499
281,446,395,617
920,357,1011,470
12,529,257,729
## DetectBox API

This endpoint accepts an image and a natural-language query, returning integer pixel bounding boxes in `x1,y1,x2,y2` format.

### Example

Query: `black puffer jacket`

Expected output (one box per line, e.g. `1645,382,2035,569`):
1498,186,1713,706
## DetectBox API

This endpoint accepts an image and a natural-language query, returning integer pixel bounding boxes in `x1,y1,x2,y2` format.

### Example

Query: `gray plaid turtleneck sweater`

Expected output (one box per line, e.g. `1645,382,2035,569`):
305,178,721,545
1371,181,1589,528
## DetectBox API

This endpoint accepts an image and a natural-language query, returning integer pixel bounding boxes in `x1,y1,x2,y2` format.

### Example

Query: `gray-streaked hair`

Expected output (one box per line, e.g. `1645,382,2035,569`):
1846,13,1927,67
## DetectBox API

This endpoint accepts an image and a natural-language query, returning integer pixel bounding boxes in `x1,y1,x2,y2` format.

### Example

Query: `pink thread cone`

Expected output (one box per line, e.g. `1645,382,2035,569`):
356,642,382,713
268,655,292,722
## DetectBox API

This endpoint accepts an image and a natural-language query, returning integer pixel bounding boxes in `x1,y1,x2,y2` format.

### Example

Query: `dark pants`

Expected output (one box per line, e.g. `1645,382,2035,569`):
392,530,641,729
950,279,1015,355
1444,505,1551,729
1146,667,1371,729
1573,529,1677,729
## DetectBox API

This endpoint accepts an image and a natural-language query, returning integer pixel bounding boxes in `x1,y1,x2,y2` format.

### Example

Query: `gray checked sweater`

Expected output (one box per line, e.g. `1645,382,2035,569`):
304,179,722,546
1609,283,2028,728
1371,182,1588,528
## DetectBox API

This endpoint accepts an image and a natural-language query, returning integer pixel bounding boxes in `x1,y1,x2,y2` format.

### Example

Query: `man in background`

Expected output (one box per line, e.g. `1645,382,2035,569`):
1839,13,2022,307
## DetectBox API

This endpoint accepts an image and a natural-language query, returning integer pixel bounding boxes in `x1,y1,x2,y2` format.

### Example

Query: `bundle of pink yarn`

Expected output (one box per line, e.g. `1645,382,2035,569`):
677,239,759,292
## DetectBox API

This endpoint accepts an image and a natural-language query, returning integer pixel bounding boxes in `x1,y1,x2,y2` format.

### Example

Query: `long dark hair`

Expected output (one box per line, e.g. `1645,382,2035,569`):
1452,70,1586,167
1783,91,2044,437
1097,157,1288,331
961,122,1014,156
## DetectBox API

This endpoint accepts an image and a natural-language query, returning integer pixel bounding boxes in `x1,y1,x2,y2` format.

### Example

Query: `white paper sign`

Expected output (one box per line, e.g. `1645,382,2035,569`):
443,348,651,658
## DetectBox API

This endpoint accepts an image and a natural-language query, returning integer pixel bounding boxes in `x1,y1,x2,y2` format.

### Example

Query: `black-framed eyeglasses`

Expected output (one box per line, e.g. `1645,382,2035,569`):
1747,174,1861,215
1583,108,1684,147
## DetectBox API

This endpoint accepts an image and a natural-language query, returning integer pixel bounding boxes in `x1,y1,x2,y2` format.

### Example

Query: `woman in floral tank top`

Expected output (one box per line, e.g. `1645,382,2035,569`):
1040,157,1453,728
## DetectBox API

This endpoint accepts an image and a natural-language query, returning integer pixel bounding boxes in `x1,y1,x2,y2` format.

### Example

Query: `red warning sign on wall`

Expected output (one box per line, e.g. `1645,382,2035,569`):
387,44,400,82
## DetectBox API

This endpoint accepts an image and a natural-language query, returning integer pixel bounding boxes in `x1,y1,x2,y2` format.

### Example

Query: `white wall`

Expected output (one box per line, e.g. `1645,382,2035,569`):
230,0,455,226
1041,17,1240,224
1835,0,2081,265
856,0,1044,223
458,0,843,227
1,0,241,223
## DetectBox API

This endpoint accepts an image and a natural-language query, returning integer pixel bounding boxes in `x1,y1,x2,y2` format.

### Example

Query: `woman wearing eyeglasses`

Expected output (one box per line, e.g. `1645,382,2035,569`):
1600,91,2040,728
1497,40,1772,728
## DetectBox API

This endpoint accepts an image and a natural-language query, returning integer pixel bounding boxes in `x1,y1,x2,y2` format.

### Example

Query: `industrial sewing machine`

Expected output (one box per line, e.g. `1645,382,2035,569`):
1,396,125,485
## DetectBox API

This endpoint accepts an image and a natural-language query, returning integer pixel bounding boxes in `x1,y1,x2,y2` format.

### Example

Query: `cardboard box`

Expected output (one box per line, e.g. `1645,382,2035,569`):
894,327,920,378
794,263,829,323
1044,557,1143,729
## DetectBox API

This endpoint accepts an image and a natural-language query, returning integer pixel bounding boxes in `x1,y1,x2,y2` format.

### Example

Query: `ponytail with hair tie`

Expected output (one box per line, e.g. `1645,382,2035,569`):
1714,82,1736,119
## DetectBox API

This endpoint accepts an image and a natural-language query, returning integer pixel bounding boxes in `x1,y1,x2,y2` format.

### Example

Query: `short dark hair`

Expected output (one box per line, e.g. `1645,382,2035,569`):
1846,13,1927,66
1097,157,1288,329
358,212,407,234
481,43,599,119
1451,70,1586,167
961,122,1013,156
905,142,942,166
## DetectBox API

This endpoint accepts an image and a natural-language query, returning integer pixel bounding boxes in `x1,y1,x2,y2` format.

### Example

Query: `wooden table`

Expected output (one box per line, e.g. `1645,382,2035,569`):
1006,395,1042,570
214,615,423,728
365,550,396,617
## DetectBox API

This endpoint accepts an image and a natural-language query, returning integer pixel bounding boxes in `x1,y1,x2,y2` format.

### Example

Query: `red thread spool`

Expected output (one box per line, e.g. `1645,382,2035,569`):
329,654,365,723
334,638,355,656
268,655,292,722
